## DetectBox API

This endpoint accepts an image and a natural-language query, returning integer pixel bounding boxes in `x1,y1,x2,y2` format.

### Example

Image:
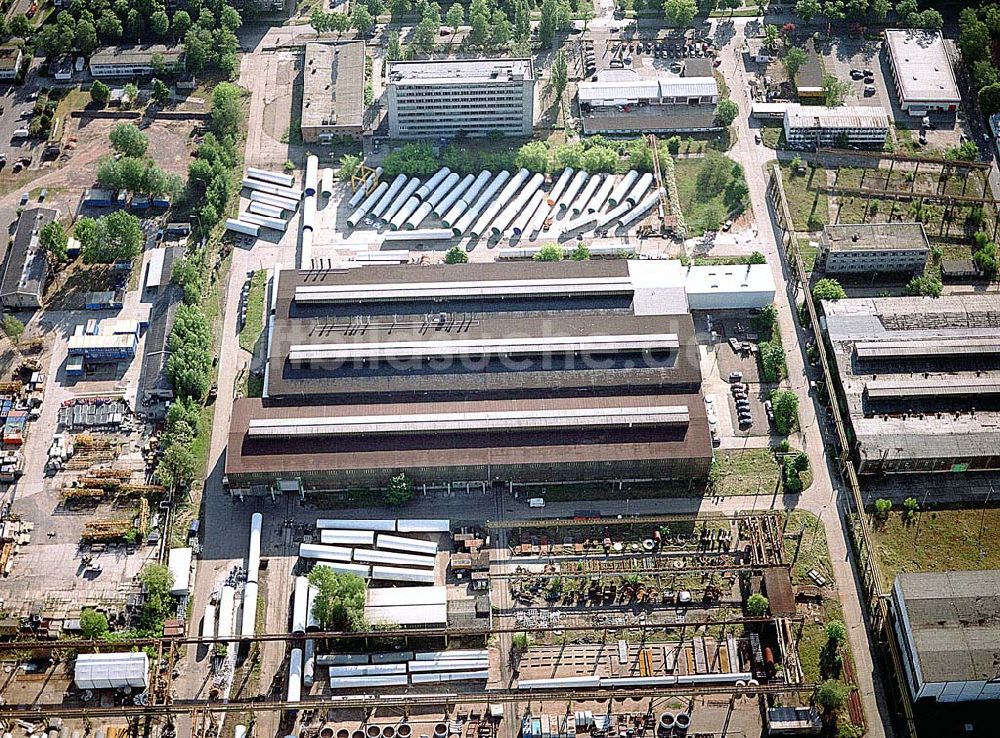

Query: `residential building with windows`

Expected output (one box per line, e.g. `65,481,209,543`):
89,45,185,78
0,208,56,310
0,47,22,80
816,223,929,274
578,70,721,134
783,104,890,149
301,42,365,143
891,570,1000,702
885,29,961,115
386,58,535,139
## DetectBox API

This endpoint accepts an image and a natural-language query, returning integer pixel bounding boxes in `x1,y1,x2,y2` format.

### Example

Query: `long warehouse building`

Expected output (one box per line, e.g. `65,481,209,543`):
225,260,712,495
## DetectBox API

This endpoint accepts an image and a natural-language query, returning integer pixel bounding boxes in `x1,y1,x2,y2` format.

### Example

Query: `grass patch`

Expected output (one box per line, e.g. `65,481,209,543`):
782,510,834,586
871,507,1000,588
797,238,817,272
795,596,844,683
673,155,748,235
778,162,828,231
760,125,783,149
708,448,780,496
239,270,267,353
54,87,91,121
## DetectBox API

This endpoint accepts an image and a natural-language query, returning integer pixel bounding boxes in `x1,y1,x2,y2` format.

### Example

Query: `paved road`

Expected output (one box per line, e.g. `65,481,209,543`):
716,19,891,737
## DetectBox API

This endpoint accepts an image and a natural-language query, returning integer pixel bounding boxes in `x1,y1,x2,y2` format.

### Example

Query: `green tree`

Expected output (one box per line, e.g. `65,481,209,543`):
973,60,999,90
1,315,24,344
514,0,531,42
815,680,849,715
446,2,464,34
311,8,332,32
139,564,175,632
151,10,170,37
74,218,98,252
412,15,438,53
895,0,917,24
716,99,739,127
40,221,69,263
444,246,469,263
122,83,139,108
784,47,807,78
338,153,362,181
770,388,799,435
695,151,736,200
570,243,590,260
330,11,351,36
825,620,847,644
748,251,767,265
385,473,413,505
352,5,375,35
76,20,99,55
551,51,568,102
514,141,550,173
946,140,979,162
663,0,697,25
763,24,780,51
902,496,919,522
109,123,148,158
871,0,890,21
822,74,849,107
152,78,171,104
9,14,32,39
220,5,243,32
81,608,110,639
980,83,1000,116
391,0,412,21
167,396,202,436
793,0,820,21
533,244,564,261
914,8,942,29
491,10,512,47
83,211,143,264
386,30,403,60
97,10,123,41
91,80,111,105
746,593,769,616
172,10,193,39
539,0,559,48
903,275,942,297
156,433,198,489
307,567,367,631
760,341,786,381
211,82,243,136
812,278,846,302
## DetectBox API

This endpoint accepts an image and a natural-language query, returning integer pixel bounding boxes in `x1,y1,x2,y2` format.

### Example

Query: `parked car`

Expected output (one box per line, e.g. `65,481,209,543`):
19,192,28,205
850,69,864,79
764,400,775,422
864,85,876,96
729,371,743,383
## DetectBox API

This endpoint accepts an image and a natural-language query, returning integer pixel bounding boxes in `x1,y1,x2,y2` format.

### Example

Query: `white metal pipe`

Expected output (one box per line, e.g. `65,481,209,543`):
376,533,438,555
316,561,371,578
318,519,396,531
240,581,258,639
299,543,352,562
287,648,303,702
321,167,334,197
226,219,259,238
240,213,287,232
618,189,663,227
491,172,545,237
291,575,309,635
305,155,320,196
561,210,601,233
300,228,313,270
572,174,603,216
596,201,632,228
526,194,552,238
588,175,616,214
469,169,529,238
348,166,383,208
396,520,450,533
353,548,436,568
608,170,639,207
426,171,462,211
302,194,317,232
381,177,421,224
250,190,299,211
383,229,453,242
241,178,303,200
448,171,506,232
317,653,370,666
546,167,574,206
557,171,588,212
235,725,248,738
328,664,407,676
368,174,407,218
414,649,488,661
441,170,493,227
320,529,375,546
410,671,490,684
405,201,435,230
217,586,235,640
433,173,474,218
328,674,409,688
303,639,316,688
201,604,216,639
370,565,435,584
247,167,296,188
415,167,451,200
249,201,283,219
348,181,389,227
390,196,421,230
624,172,654,206
407,660,490,672
306,585,319,632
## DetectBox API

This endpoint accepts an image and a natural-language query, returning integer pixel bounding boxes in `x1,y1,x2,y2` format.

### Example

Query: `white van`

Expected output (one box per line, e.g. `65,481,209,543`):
528,497,546,508
11,128,29,139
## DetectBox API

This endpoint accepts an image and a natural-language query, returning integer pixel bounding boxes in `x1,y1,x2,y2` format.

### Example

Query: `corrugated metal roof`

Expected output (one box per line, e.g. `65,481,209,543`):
865,377,1000,398
785,104,890,130
855,338,1000,358
578,76,717,104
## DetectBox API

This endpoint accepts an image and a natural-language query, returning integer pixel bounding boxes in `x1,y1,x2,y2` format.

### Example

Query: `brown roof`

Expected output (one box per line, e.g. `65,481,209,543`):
763,568,796,617
226,394,712,480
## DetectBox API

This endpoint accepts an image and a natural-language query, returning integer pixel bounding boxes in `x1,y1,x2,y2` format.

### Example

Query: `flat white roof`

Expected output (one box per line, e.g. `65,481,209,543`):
74,652,149,690
885,29,960,104
247,405,691,437
365,603,448,626
578,76,717,104
785,104,890,130
167,546,192,595
684,264,776,296
144,248,165,289
388,58,533,84
367,585,447,607
287,334,680,363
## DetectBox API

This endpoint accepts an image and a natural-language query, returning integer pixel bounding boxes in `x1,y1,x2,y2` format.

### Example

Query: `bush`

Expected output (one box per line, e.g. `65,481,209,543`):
91,80,110,105
1,315,24,344
760,341,786,382
570,243,590,261
444,246,468,264
815,680,849,714
81,608,109,639
770,389,799,435
812,278,846,302
792,452,809,472
746,593,769,616
903,496,919,522
307,567,367,631
825,620,847,644
533,244,563,262
903,275,942,297
384,473,413,505
874,498,892,518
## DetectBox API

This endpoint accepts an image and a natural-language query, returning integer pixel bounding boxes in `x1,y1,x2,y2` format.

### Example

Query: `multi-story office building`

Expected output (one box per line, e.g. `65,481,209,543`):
817,223,929,274
386,58,535,138
783,104,890,149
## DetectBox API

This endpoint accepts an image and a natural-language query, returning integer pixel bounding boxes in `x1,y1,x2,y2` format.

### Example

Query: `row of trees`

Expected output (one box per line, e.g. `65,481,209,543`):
791,0,940,27
28,0,242,79
97,123,184,199
960,7,1000,116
